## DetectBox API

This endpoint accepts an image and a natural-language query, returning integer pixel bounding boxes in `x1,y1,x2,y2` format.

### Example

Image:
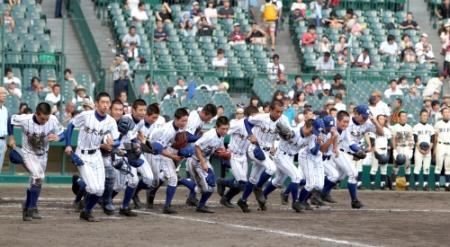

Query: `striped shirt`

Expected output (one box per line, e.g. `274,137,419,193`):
186,110,204,135
194,128,225,159
278,128,316,156
227,119,250,154
248,113,290,148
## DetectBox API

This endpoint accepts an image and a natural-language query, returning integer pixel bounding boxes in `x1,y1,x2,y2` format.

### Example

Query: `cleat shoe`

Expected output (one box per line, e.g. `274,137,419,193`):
446,186,450,192
423,184,429,191
22,208,33,221
310,191,325,206
434,183,440,191
32,208,42,219
237,199,250,213
292,201,303,213
220,197,235,208
253,187,266,211
103,208,114,216
163,206,177,214
71,175,80,195
380,183,386,190
320,194,337,204
370,183,375,190
119,207,137,217
216,178,225,197
196,206,214,213
351,199,364,209
146,195,155,209
80,211,100,222
72,200,84,213
280,192,289,205
186,197,199,207
132,194,143,209
300,202,312,210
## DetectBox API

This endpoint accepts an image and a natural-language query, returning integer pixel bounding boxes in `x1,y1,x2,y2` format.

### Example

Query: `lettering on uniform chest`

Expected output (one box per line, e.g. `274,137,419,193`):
260,126,276,134
417,130,433,135
84,126,108,136
439,128,450,133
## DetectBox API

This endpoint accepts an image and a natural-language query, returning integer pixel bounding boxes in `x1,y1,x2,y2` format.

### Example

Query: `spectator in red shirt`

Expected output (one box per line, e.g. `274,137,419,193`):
228,23,246,45
301,25,316,46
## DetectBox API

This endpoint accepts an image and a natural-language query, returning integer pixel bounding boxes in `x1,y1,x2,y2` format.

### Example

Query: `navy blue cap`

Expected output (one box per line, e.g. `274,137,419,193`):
313,118,325,136
323,115,335,129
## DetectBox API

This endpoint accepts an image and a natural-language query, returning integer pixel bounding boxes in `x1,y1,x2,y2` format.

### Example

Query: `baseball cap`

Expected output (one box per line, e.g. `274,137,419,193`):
312,118,325,136
233,23,240,27
323,115,335,129
422,33,428,38
323,84,331,90
355,104,370,119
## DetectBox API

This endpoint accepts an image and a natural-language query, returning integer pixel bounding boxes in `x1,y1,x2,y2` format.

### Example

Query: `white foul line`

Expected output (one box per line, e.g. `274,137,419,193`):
134,210,379,247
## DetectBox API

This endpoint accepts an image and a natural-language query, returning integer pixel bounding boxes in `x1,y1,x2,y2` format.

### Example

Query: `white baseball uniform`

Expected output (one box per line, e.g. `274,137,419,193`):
334,128,359,184
413,122,434,176
322,132,340,183
227,119,251,182
345,119,376,175
369,127,392,177
10,114,64,186
186,128,224,193
140,118,165,186
297,133,323,191
71,110,120,196
186,110,205,135
434,120,450,180
391,123,414,178
246,114,289,184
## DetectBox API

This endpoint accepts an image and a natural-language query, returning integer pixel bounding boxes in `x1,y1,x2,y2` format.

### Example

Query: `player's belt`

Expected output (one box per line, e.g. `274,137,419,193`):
398,144,408,147
80,149,97,155
439,142,450,145
261,147,271,151
0,136,5,140
282,152,295,156
378,148,387,150
322,155,331,161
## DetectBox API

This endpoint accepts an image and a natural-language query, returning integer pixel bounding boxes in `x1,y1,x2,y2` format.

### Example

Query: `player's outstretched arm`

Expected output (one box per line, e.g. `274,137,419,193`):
64,122,75,155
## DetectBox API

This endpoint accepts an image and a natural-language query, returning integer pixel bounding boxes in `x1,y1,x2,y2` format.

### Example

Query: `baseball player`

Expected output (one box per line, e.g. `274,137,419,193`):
178,104,217,207
132,103,164,208
65,92,120,222
413,110,435,191
186,116,230,213
217,106,259,208
433,107,450,191
237,100,288,213
7,102,64,221
320,110,366,209
368,114,392,190
148,108,190,214
262,119,321,212
391,110,414,190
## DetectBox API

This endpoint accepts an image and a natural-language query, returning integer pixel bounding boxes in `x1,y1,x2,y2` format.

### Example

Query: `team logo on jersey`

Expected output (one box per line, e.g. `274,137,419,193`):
84,127,107,136
260,127,276,134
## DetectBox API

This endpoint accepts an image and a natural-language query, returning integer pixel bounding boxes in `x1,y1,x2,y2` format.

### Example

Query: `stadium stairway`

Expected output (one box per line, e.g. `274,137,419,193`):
41,1,91,77
410,0,443,67
276,19,301,74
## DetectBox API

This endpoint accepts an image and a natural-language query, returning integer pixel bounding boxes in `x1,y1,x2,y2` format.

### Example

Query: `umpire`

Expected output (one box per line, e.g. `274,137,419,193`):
110,54,130,99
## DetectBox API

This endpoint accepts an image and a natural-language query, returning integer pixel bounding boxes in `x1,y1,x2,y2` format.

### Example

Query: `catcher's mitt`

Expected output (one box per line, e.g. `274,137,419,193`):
276,121,294,140
352,150,367,161
117,116,136,136
172,131,188,149
214,147,231,160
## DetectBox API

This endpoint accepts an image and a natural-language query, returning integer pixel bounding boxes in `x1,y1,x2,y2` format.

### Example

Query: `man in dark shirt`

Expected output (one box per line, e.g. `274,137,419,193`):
399,12,419,30
218,0,234,19
154,20,168,42
197,17,214,36
331,73,346,96
436,0,450,20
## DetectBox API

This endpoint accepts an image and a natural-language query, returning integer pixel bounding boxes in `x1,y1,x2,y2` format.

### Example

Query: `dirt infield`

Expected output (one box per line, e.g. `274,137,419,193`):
0,185,449,247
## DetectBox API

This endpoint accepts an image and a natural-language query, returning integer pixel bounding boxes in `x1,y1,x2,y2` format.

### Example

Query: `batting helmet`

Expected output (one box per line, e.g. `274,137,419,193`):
312,118,325,136
9,148,24,164
419,142,430,151
395,154,407,166
374,152,389,165
117,116,136,136
178,145,195,158
323,115,335,129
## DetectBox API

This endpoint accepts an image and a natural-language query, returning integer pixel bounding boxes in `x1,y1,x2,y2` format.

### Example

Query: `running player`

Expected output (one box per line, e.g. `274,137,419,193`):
65,92,120,222
433,107,450,191
391,110,414,190
368,114,391,190
186,116,230,213
8,102,64,221
413,110,435,191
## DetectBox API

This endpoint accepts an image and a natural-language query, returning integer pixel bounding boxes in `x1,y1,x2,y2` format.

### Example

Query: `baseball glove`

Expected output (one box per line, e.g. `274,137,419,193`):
276,121,294,140
214,147,231,160
117,116,136,136
352,150,367,161
419,142,430,152
172,131,188,150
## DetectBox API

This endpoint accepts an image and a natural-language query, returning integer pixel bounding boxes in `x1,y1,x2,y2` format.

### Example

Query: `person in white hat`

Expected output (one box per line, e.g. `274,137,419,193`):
415,33,435,63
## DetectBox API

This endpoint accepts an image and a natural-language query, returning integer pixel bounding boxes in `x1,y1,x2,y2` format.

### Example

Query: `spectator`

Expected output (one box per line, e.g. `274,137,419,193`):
131,2,149,22
443,95,450,107
337,47,354,68
9,0,20,5
216,105,225,118
197,17,215,37
415,33,435,64
309,0,323,27
43,77,57,94
3,68,21,87
399,12,419,30
6,82,21,99
288,75,304,98
443,77,450,96
162,87,176,100
204,0,218,23
343,8,354,27
122,26,141,48
432,90,441,101
61,101,75,126
347,15,364,36
261,0,279,51
19,103,30,115
181,20,196,37
45,84,61,104
423,73,445,97
276,73,288,85
82,98,95,111
228,23,246,45
406,85,420,100
272,90,285,102
217,0,234,19
72,85,90,106
379,35,399,56
282,96,296,124
355,48,371,68
212,48,228,69
246,22,266,45
414,76,425,90
334,35,347,53
318,84,332,99
217,82,229,93
140,75,153,96
126,41,139,61
290,8,304,23
267,54,285,81
440,22,450,43
63,68,78,88
235,107,245,120
27,77,43,94
294,91,308,108
110,54,130,98
315,52,335,71
324,11,343,29
402,47,416,63
156,2,173,23
2,10,15,32
249,95,260,108
190,1,202,23
331,74,346,96
390,98,403,125
431,100,442,122
301,25,316,46
423,97,433,115
262,102,271,113
116,90,130,113
291,0,307,15
435,0,450,20
442,30,450,73
369,91,391,118
319,35,331,53
384,79,403,99
400,34,414,51
154,21,168,42
174,78,188,91
311,75,330,93
397,76,410,90
334,93,346,111
304,83,314,96
179,12,192,28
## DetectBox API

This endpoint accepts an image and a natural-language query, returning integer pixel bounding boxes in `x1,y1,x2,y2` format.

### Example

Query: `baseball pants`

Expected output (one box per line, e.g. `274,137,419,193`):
0,139,7,173
76,150,105,196
414,147,432,176
151,155,178,187
247,145,277,184
333,153,358,184
435,143,450,176
23,151,48,187
323,157,340,183
144,153,163,187
230,152,249,182
298,154,324,191
271,151,304,187
370,150,388,176
186,158,214,193
393,147,413,175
